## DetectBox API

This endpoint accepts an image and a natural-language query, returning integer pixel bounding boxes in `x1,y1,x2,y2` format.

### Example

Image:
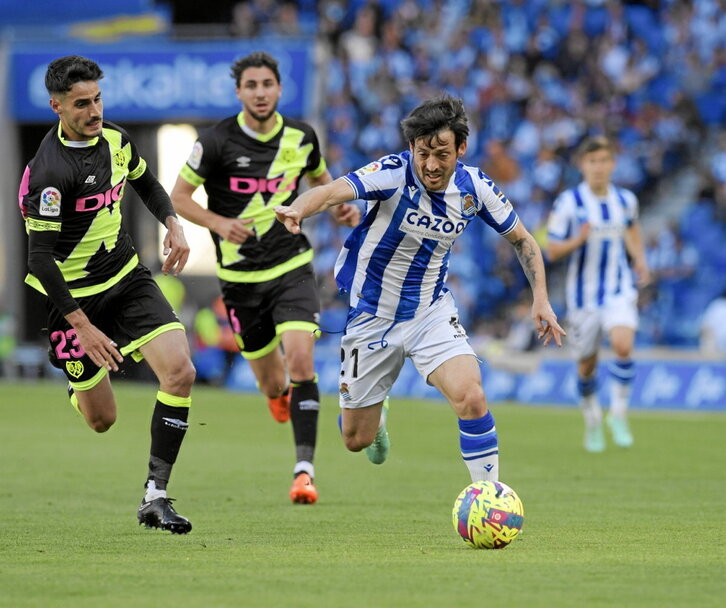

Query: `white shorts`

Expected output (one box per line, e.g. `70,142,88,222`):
338,291,476,408
567,295,639,360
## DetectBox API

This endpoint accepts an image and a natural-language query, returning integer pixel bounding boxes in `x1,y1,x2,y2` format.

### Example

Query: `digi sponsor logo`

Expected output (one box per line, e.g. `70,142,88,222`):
39,187,61,217
400,210,465,242
229,176,298,194
76,181,126,212
188,141,203,170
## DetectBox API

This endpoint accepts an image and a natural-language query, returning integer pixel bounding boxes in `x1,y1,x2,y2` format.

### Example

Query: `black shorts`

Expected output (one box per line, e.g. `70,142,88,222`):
221,263,320,360
47,265,184,389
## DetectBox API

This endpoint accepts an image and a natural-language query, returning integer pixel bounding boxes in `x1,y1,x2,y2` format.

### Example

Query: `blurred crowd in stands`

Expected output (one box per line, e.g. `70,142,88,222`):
215,0,726,351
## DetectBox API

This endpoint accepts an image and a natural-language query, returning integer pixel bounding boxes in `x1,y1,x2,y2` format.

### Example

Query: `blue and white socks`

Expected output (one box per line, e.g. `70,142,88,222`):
458,412,498,482
608,359,635,418
577,373,602,429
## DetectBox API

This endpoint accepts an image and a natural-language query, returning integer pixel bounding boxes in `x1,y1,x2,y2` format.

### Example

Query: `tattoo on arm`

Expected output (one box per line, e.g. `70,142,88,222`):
512,237,539,287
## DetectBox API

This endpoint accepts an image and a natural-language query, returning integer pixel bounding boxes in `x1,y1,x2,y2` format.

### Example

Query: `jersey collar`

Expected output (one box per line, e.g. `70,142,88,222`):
56,122,99,148
237,111,283,142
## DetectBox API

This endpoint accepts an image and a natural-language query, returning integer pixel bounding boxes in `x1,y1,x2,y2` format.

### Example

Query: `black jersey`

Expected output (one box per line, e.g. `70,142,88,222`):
179,111,327,282
19,121,147,297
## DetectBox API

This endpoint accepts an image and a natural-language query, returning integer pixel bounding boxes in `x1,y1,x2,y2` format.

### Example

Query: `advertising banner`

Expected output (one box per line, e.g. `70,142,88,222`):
218,354,726,411
9,39,313,122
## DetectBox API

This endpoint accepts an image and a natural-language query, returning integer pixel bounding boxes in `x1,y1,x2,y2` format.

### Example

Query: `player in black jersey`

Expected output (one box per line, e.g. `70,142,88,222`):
171,51,359,504
19,55,195,533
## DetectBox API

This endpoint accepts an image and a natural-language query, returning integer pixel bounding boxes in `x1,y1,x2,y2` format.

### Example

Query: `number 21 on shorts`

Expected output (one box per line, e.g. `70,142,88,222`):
340,347,359,378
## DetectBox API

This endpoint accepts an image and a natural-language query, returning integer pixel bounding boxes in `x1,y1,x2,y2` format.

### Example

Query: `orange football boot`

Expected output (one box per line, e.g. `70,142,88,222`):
267,388,290,423
289,473,318,504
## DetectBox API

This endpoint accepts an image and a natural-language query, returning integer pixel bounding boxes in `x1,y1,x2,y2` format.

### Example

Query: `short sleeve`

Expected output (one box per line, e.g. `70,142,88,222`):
305,128,327,179
474,171,519,235
342,154,405,201
179,128,219,187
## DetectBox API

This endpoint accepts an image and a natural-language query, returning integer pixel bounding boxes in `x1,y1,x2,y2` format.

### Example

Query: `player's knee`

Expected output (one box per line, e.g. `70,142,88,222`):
342,430,371,452
259,376,287,398
164,358,196,393
86,412,116,433
285,352,314,380
455,385,488,418
612,344,632,359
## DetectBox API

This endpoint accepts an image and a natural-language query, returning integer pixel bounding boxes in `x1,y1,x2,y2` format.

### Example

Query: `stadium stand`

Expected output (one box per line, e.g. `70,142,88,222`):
2,0,724,406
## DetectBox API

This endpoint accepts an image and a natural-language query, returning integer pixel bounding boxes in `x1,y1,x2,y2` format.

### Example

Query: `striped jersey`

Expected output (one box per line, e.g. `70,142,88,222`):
336,151,519,322
180,111,327,282
18,121,147,297
547,182,639,311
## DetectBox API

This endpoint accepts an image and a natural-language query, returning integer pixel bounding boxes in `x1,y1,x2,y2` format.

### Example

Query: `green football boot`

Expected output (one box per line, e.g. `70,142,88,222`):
366,397,390,465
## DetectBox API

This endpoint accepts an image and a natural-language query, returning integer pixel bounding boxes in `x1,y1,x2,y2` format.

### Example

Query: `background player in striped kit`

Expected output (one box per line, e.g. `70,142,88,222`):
171,52,359,504
276,96,565,485
546,136,651,452
19,55,195,533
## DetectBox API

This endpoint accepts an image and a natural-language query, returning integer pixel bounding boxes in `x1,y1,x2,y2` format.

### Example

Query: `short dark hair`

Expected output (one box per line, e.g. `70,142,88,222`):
577,135,614,158
230,51,281,87
400,96,469,149
45,55,103,95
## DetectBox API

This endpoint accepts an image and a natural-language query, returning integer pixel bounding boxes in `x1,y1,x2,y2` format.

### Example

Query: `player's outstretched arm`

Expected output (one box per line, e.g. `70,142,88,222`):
275,177,356,234
306,170,361,228
504,222,566,347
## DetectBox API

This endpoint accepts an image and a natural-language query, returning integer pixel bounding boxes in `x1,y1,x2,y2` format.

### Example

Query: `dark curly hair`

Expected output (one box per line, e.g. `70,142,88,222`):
400,95,469,149
45,55,103,95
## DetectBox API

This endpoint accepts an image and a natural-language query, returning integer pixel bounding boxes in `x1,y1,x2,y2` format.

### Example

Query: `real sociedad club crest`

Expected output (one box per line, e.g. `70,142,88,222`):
460,193,479,217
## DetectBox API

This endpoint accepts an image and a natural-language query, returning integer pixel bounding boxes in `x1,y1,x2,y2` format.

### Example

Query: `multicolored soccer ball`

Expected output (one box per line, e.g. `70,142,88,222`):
452,481,525,549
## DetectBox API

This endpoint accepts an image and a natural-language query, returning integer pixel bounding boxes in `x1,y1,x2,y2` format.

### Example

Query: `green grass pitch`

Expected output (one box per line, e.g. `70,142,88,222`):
0,380,723,607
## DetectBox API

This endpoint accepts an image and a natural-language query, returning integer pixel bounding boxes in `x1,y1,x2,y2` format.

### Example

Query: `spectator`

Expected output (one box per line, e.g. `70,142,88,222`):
700,290,726,355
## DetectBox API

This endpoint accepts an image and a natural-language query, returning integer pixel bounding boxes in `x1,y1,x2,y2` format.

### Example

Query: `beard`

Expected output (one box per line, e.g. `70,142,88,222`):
246,101,278,123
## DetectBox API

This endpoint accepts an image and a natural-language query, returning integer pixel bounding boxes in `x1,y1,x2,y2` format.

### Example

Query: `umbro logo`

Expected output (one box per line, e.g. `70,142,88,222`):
236,156,251,168
298,399,320,411
162,417,189,430
84,175,96,184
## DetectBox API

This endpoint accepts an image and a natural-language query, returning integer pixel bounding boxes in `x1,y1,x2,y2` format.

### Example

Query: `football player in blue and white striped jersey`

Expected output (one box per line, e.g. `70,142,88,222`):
276,96,564,486
546,136,650,452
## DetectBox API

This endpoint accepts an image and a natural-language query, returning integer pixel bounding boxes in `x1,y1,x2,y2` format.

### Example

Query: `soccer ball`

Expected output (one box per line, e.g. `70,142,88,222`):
452,480,524,549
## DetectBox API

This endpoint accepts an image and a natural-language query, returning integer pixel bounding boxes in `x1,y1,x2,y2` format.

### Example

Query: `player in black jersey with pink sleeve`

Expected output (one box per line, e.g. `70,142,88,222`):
171,51,359,504
19,55,195,533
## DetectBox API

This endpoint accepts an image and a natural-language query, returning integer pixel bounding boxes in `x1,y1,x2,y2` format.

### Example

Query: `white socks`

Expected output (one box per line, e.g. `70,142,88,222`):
609,381,631,419
294,461,315,479
144,479,167,502
581,393,603,429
